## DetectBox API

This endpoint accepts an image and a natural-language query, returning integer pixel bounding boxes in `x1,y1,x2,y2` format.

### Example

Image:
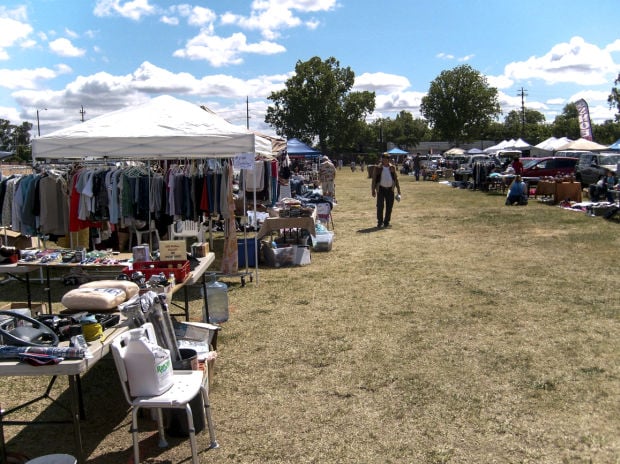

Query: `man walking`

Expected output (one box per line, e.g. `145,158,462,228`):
371,153,401,228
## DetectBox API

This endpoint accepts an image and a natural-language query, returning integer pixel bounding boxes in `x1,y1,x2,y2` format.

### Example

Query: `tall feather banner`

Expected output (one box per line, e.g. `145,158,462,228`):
575,99,593,141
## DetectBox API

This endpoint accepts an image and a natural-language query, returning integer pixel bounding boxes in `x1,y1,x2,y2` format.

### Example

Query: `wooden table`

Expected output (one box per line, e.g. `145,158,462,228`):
256,215,317,240
536,181,582,204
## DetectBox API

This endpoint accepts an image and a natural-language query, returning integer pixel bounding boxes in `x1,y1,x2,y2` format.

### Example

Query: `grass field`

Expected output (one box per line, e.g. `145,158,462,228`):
1,168,619,463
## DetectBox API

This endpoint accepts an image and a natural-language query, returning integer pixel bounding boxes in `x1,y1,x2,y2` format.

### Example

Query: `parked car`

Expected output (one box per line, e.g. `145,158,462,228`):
521,157,578,180
575,152,620,187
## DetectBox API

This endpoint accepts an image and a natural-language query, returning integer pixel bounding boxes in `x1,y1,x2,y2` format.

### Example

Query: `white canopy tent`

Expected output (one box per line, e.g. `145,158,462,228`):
32,95,273,160
32,95,271,283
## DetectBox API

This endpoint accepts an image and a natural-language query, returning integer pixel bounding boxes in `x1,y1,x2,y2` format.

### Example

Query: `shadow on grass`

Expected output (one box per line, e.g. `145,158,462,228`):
357,225,384,234
3,357,132,463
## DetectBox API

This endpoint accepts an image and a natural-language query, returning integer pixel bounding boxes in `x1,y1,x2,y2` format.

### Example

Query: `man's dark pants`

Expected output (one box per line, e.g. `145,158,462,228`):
376,186,395,225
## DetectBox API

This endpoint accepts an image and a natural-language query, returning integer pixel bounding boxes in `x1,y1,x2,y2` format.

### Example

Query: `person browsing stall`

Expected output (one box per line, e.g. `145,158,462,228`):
371,153,401,228
505,175,528,205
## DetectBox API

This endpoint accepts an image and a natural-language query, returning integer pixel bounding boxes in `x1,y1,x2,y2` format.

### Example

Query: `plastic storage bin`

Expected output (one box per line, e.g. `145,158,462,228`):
311,232,333,252
237,238,257,267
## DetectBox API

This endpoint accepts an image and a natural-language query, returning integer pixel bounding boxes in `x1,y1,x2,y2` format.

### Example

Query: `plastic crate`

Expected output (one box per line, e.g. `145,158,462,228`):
124,260,190,282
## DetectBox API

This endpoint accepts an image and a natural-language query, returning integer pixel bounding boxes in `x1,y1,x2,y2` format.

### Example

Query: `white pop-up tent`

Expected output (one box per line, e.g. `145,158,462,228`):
32,95,271,283
32,95,273,159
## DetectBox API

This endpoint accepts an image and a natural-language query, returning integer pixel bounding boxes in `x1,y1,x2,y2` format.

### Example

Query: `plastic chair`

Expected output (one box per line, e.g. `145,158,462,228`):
111,323,218,464
129,219,160,251
168,220,205,249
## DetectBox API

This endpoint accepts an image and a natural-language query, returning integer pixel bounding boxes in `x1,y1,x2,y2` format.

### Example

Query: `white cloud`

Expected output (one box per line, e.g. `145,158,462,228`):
173,31,285,67
160,15,178,26
222,0,337,40
65,28,79,39
0,65,71,90
0,105,21,122
605,39,620,53
354,72,410,93
49,38,86,58
93,0,156,21
187,6,216,28
486,74,513,90
0,6,33,60
503,36,617,86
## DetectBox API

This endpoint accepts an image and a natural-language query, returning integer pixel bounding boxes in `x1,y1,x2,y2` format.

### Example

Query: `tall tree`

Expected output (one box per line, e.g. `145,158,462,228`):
265,56,375,155
0,119,32,162
503,108,549,144
551,103,580,140
420,64,500,146
608,73,620,122
387,111,429,149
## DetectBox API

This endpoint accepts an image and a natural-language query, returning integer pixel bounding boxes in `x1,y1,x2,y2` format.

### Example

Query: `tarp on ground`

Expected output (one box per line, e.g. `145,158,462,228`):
32,95,273,160
286,138,321,159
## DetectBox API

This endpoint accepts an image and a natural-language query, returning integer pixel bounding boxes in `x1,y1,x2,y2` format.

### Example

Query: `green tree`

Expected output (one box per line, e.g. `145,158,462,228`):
265,56,375,155
551,103,580,139
0,119,32,162
608,73,620,122
420,64,500,146
503,108,549,144
388,111,429,149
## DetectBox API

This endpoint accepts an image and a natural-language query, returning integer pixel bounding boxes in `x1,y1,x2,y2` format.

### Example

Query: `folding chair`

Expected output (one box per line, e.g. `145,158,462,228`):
111,323,218,464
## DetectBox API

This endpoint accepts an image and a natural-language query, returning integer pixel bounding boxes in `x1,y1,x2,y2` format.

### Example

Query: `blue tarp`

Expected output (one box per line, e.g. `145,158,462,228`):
287,138,321,158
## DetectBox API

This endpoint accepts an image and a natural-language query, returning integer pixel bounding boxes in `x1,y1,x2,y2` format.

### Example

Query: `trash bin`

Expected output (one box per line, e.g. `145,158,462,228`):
165,348,205,437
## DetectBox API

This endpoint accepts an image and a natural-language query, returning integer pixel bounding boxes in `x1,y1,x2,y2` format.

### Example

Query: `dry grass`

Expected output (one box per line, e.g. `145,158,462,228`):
1,169,619,463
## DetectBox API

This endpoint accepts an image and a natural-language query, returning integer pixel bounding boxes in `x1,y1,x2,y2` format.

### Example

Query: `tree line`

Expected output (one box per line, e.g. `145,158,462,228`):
2,59,620,163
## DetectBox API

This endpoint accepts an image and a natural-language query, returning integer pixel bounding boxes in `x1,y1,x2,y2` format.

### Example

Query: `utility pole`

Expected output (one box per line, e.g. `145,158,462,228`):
80,105,86,122
246,97,250,130
517,87,528,138
36,108,47,136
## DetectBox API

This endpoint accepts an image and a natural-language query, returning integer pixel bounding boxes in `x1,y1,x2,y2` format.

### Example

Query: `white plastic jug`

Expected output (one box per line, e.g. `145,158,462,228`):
123,329,174,397
204,273,229,324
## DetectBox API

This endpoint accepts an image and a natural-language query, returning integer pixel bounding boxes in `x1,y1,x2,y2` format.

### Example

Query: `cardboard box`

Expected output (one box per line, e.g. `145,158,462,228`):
191,242,209,258
0,229,35,250
0,302,47,317
158,240,187,261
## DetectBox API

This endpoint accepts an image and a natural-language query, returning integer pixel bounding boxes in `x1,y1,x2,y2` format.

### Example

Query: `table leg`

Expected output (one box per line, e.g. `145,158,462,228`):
202,274,210,323
68,375,84,464
25,272,31,311
44,267,52,312
183,285,190,322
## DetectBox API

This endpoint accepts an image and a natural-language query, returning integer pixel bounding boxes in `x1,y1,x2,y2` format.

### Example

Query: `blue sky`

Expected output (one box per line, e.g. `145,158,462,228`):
1,0,619,139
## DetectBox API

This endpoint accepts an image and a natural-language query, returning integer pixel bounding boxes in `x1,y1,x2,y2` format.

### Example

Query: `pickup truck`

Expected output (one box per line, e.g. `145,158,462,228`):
575,152,620,187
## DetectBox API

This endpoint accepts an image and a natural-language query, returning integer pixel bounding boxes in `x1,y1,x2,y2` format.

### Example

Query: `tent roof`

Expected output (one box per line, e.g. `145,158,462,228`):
608,138,620,150
286,138,321,158
535,136,574,151
444,147,465,155
555,138,608,151
32,95,273,159
387,147,408,155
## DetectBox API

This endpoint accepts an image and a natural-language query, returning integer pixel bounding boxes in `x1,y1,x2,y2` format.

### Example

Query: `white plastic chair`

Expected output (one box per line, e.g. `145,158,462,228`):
111,323,218,464
129,219,160,251
168,220,205,249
